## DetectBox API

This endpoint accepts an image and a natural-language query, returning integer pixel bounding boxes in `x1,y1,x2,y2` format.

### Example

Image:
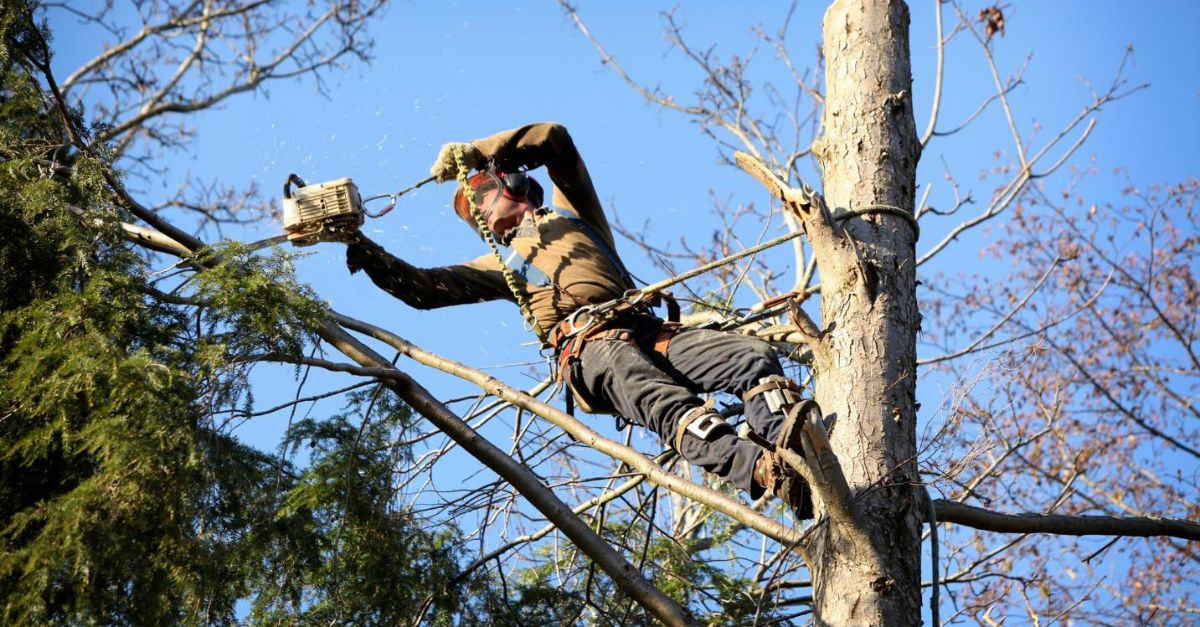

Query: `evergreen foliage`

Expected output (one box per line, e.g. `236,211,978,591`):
0,8,476,623
248,392,464,624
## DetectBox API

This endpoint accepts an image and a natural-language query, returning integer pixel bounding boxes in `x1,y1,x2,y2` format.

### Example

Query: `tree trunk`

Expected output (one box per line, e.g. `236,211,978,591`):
809,0,922,623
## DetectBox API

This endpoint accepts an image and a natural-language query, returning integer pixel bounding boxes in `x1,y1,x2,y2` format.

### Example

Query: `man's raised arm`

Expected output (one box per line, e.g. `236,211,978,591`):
470,122,616,250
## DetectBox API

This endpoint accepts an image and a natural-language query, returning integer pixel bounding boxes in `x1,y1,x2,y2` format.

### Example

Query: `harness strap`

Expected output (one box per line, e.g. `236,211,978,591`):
653,321,682,357
497,244,550,287
743,375,803,415
551,207,635,286
552,309,680,424
661,291,681,323
555,323,635,419
554,323,632,391
495,207,635,289
672,399,731,452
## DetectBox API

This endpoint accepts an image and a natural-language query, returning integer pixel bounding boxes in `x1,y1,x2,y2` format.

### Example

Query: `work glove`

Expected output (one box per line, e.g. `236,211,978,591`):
429,142,484,183
345,235,379,274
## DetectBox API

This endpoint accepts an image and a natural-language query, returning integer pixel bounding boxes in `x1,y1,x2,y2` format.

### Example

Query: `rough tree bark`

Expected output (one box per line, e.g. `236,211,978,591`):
810,0,922,622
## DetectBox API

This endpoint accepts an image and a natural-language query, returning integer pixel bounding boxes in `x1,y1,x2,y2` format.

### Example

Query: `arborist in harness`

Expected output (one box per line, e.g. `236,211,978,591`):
339,122,821,519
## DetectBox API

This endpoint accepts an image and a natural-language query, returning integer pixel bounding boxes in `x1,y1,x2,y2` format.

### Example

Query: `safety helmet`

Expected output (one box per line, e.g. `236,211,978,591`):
453,169,544,231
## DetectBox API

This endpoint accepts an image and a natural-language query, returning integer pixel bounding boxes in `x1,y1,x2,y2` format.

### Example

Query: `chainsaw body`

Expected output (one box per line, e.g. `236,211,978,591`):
281,176,364,246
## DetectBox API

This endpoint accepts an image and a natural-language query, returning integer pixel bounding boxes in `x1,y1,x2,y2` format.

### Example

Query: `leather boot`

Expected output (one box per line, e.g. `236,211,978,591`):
752,400,821,520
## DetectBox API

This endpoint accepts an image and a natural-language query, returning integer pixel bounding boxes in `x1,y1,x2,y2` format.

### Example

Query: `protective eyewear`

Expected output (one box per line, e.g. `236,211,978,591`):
472,170,529,214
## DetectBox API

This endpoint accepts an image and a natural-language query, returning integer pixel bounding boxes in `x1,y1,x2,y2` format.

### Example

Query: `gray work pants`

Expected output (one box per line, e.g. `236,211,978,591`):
575,313,789,497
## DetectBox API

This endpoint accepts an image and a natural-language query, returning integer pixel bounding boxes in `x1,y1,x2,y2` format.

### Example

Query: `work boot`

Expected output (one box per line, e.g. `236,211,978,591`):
752,399,823,520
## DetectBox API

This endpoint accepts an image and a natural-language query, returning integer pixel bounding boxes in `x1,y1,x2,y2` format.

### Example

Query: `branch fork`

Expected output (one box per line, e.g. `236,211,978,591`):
787,403,886,574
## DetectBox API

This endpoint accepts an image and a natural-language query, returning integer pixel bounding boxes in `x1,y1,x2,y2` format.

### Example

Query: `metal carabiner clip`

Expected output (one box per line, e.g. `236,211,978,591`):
362,193,398,218
564,306,597,338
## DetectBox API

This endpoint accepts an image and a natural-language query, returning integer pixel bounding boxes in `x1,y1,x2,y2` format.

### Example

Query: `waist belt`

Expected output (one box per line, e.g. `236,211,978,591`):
548,290,680,351
550,297,682,417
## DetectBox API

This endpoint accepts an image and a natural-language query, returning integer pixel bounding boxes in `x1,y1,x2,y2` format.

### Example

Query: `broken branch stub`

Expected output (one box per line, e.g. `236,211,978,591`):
734,151,807,208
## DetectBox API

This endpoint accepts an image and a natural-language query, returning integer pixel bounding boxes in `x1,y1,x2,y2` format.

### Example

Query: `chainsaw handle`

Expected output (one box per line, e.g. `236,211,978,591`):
283,173,307,199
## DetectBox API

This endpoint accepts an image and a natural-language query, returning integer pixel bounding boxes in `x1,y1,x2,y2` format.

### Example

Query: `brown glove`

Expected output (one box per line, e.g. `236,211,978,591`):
429,142,484,183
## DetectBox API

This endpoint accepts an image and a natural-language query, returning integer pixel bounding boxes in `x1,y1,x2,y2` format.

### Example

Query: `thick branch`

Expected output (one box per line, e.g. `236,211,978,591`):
933,500,1200,542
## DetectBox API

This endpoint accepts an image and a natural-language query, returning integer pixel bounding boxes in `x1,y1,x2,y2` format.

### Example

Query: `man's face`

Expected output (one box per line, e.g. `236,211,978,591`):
477,186,534,243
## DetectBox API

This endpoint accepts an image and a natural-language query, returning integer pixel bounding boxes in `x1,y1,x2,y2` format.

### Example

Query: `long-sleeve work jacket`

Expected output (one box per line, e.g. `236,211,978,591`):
347,123,635,337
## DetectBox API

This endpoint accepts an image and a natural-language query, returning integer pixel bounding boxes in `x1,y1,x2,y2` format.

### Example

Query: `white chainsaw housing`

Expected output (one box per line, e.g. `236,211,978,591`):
281,177,364,246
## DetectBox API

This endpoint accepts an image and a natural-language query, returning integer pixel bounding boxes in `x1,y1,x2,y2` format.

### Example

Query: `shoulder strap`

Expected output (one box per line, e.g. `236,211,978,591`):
496,207,635,289
550,207,635,286
497,243,551,287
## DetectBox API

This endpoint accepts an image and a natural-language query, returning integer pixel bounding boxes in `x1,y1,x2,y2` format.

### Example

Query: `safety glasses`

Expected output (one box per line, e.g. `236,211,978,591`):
471,170,529,216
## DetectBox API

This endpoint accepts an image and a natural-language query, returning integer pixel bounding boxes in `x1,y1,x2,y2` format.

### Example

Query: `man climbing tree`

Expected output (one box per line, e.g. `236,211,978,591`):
338,122,819,519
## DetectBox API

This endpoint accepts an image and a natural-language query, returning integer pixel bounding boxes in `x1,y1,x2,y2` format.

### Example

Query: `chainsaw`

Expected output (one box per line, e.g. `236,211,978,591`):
279,173,435,247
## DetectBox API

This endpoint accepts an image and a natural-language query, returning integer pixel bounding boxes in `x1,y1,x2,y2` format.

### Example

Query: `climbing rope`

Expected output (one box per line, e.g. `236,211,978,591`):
452,146,548,345
834,204,920,240
792,181,920,239
639,229,805,297
618,190,918,307
442,154,918,346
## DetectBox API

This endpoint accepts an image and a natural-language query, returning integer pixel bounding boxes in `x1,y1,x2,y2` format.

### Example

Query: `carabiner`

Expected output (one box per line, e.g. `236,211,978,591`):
564,306,597,337
362,193,398,218
623,289,646,307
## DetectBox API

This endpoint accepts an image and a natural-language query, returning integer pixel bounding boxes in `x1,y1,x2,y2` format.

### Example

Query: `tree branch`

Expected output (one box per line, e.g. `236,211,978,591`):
933,500,1200,542
329,310,811,550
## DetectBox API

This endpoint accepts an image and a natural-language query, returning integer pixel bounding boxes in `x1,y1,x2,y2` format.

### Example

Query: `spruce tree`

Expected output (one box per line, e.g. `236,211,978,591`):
0,7,475,623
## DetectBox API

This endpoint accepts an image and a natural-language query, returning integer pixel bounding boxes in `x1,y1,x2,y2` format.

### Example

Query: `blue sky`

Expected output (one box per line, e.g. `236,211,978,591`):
49,0,1199,618
51,0,1198,525
166,0,1197,443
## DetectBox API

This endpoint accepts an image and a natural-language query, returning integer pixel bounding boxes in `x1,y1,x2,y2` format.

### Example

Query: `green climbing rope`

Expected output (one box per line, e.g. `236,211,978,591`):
452,146,548,345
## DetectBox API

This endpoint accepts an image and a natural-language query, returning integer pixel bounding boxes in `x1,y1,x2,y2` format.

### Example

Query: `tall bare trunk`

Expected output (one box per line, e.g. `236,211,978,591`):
810,0,922,623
